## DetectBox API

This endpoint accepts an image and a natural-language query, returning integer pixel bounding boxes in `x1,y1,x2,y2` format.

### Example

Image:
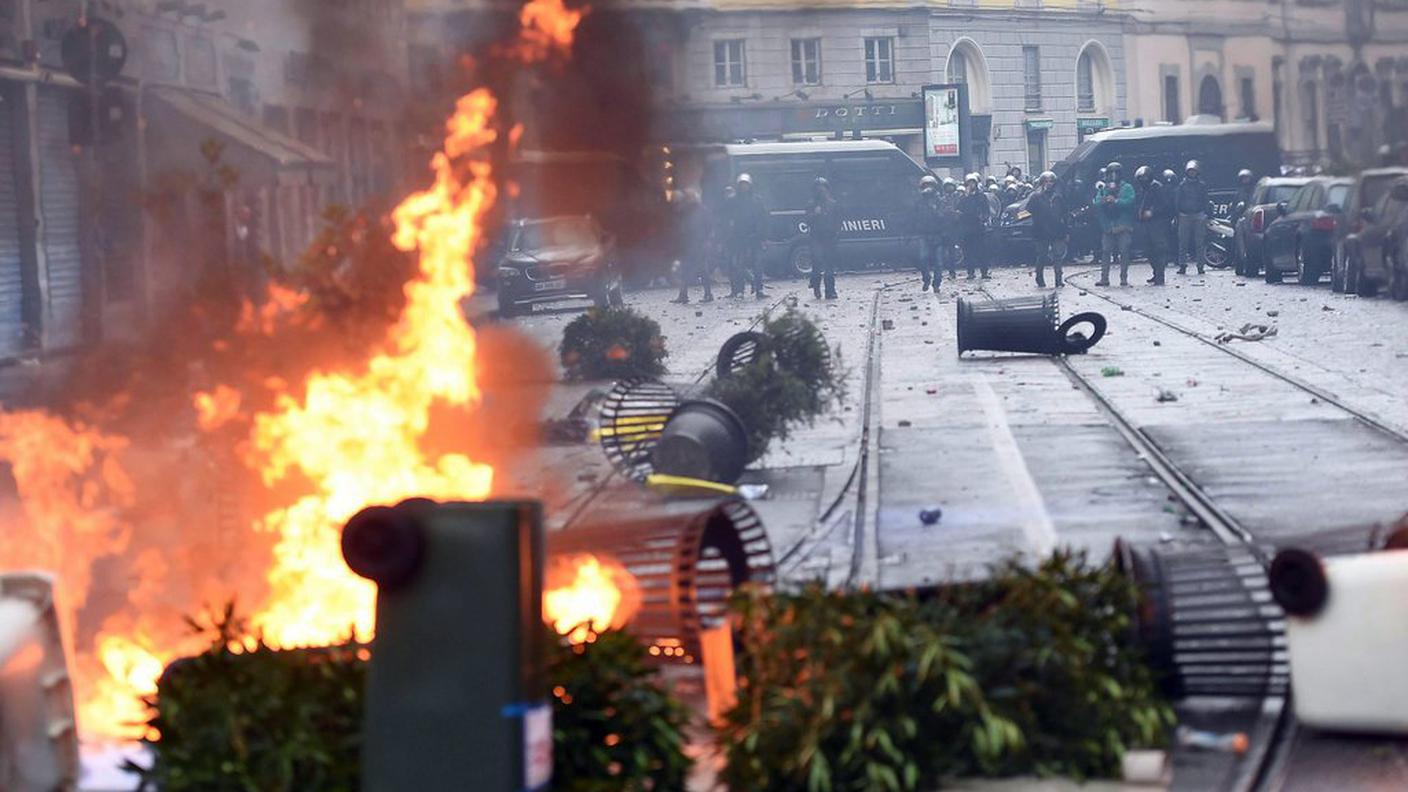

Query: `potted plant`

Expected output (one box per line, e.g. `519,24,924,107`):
559,307,668,382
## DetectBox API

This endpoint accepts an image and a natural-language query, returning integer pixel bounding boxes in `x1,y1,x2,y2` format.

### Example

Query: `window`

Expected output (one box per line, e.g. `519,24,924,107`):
1023,46,1041,110
947,48,968,85
791,38,821,86
1077,52,1096,112
1302,81,1319,150
1027,129,1047,174
1240,77,1256,119
864,37,894,84
1327,184,1350,209
714,39,746,87
1164,74,1181,122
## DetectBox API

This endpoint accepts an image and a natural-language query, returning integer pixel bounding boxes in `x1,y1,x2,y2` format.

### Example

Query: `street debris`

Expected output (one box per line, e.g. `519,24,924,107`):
1322,305,1335,311
919,508,943,525
1101,366,1125,377
1152,340,1162,347
737,484,770,500
1186,378,1199,387
881,319,895,330
1156,389,1179,403
898,420,912,427
1215,323,1277,344
1266,310,1280,317
1176,726,1249,755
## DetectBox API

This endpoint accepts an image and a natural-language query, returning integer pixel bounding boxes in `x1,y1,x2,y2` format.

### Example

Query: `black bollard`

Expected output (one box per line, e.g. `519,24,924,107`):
346,500,550,792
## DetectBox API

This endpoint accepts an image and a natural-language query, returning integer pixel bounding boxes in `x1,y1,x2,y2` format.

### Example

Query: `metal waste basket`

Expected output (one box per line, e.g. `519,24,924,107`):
957,294,1106,357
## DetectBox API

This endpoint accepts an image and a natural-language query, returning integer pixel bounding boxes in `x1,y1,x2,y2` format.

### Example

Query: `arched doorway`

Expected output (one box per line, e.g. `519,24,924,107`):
1199,75,1224,118
944,39,993,170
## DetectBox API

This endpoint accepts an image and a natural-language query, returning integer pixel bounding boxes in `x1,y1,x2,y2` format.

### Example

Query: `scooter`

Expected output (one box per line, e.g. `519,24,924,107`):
1204,217,1235,270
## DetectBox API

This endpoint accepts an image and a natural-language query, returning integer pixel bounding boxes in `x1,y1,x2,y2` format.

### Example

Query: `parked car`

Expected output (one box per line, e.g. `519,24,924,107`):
495,215,623,317
1262,177,1353,284
700,140,935,277
1000,120,1282,261
1331,167,1408,292
1233,176,1310,277
1340,178,1408,299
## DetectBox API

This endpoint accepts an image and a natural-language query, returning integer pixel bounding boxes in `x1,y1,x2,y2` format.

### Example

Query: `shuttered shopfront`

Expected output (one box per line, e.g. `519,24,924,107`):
0,84,29,359
36,86,85,350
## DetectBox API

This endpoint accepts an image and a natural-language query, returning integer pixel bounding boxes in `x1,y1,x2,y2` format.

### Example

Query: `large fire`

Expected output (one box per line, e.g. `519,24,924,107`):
0,0,584,741
544,554,640,644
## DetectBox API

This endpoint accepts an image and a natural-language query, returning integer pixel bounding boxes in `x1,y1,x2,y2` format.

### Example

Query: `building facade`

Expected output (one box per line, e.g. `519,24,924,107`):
0,0,411,365
1122,0,1408,168
663,4,1128,176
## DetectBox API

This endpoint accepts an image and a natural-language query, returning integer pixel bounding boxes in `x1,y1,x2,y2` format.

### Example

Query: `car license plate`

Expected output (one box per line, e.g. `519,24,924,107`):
534,279,566,292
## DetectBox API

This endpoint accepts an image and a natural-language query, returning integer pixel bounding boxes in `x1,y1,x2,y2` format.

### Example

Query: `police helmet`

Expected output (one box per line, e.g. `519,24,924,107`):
1162,169,1177,183
1106,161,1123,174
942,177,957,189
1038,171,1056,185
814,176,830,189
1237,168,1254,181
919,174,939,188
736,173,753,185
1135,165,1153,183
964,173,980,185
1185,160,1200,175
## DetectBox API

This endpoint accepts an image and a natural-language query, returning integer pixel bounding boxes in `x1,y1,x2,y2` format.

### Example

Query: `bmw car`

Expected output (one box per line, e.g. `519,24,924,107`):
495,215,624,317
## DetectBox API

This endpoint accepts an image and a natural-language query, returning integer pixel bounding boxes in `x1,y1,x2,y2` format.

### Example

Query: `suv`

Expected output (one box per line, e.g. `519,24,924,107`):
1262,177,1353,284
495,216,623,317
1341,178,1408,298
1233,176,1310,277
1331,167,1408,291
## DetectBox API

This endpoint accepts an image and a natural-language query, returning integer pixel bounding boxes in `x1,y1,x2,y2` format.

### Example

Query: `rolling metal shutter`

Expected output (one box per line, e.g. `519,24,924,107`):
0,86,27,358
37,87,83,350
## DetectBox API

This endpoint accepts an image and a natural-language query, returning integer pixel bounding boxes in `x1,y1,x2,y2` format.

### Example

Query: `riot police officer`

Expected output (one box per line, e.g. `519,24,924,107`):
958,174,991,279
1028,171,1067,288
910,175,945,292
806,177,840,299
729,173,769,298
1135,166,1173,286
1093,162,1136,286
1174,160,1210,275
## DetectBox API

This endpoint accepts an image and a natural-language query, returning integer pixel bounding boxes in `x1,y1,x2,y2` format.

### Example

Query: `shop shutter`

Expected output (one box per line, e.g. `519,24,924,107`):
37,87,83,349
0,86,28,358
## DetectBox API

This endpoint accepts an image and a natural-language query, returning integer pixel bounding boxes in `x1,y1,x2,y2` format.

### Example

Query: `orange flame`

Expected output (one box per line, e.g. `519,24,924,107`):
544,554,640,644
0,0,585,742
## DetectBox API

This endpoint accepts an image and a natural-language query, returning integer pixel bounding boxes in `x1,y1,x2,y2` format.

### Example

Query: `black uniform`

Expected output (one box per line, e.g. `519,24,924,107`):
1137,179,1174,284
910,190,945,291
729,189,769,295
957,189,990,278
807,189,840,299
672,197,713,303
1028,186,1067,287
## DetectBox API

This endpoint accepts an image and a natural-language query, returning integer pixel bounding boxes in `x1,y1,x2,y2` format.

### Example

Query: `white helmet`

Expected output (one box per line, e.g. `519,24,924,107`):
920,174,939,188
1185,160,1200,175
1038,171,1056,185
736,172,753,185
1004,175,1017,185
964,173,980,185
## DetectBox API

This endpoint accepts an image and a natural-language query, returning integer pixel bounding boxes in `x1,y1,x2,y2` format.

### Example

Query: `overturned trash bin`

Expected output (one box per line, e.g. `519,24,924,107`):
652,400,750,485
957,294,1106,357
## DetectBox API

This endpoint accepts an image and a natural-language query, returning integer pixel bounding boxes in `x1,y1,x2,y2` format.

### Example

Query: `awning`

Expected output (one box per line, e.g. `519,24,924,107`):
145,87,338,187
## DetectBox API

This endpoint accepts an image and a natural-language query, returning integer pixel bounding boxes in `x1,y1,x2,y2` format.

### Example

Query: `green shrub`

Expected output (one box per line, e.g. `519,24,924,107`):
706,309,844,460
721,551,1174,790
559,307,668,381
134,607,365,792
137,610,691,792
548,630,693,791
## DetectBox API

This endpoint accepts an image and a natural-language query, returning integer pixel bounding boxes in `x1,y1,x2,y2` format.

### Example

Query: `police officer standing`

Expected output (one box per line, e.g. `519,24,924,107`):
729,173,769,298
1028,171,1066,288
1174,160,1209,275
958,174,991,280
1135,166,1172,286
806,177,840,300
1233,169,1256,222
1093,161,1136,287
939,178,961,279
910,175,945,292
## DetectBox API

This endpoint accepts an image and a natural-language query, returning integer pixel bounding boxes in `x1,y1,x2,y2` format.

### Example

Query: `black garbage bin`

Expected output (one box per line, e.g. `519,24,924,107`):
956,294,1106,357
651,400,750,485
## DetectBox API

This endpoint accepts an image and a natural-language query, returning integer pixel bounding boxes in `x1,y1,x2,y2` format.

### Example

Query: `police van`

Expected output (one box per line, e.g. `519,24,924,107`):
1000,120,1282,259
700,140,928,277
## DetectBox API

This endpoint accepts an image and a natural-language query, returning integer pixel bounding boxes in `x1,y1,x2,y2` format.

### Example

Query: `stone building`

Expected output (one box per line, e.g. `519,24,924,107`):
0,0,411,364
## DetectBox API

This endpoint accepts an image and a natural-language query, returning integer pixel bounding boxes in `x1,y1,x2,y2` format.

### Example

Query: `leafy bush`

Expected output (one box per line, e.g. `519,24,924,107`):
548,630,693,791
135,607,365,792
138,610,691,792
560,307,668,381
706,309,844,460
721,550,1174,790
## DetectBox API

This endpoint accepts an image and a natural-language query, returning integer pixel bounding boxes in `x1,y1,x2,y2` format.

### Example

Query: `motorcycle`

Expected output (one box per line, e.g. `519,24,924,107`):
1204,216,1235,270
